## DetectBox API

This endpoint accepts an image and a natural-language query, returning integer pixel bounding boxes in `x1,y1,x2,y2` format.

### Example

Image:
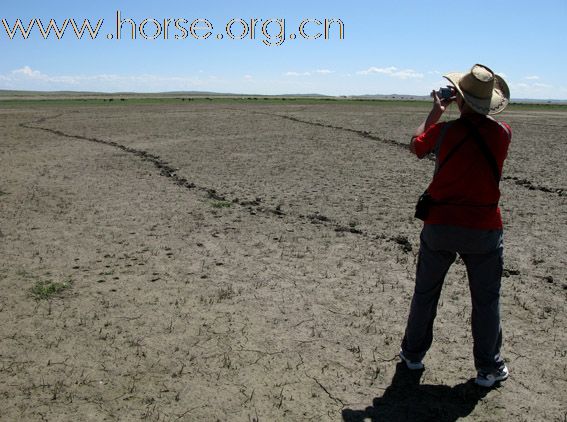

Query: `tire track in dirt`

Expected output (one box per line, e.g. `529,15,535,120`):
240,108,407,150
19,115,403,246
501,176,565,196
238,109,565,197
17,112,561,260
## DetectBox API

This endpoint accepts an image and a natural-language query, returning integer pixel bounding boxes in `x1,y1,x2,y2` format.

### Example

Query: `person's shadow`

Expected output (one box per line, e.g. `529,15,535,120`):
342,362,491,422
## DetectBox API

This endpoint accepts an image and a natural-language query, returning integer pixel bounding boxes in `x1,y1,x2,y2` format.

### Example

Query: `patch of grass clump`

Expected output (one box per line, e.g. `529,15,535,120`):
210,200,232,209
216,284,235,302
31,279,72,300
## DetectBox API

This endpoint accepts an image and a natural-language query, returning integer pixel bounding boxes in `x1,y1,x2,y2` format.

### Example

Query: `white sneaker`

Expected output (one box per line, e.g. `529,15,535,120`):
475,365,509,388
399,350,424,370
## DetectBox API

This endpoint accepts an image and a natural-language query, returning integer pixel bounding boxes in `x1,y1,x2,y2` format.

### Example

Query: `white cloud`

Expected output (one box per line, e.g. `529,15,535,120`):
2,66,563,99
13,66,42,78
0,66,217,92
284,69,334,77
357,66,424,79
509,80,560,99
512,81,553,90
524,75,540,80
314,69,333,74
357,66,396,75
8,66,82,85
285,71,311,77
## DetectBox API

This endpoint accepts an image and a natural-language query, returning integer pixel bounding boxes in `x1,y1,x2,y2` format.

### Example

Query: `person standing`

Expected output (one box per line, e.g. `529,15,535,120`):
399,64,512,388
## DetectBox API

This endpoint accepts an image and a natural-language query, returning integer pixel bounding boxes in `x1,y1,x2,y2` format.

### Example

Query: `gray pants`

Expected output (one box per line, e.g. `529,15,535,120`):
401,224,505,372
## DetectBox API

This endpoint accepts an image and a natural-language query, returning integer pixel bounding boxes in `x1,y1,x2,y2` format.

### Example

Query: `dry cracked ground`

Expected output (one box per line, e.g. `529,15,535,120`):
0,99,565,421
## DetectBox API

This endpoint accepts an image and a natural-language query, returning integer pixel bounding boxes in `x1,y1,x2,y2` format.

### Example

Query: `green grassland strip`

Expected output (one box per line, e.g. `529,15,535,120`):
1,96,565,110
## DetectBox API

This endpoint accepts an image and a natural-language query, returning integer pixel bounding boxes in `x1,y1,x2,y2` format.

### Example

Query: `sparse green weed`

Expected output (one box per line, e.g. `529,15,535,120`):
211,200,232,209
31,279,72,300
216,284,235,302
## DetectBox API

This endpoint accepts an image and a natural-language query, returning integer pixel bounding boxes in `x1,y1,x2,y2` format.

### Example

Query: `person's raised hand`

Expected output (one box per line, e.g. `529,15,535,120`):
431,89,455,114
431,90,455,113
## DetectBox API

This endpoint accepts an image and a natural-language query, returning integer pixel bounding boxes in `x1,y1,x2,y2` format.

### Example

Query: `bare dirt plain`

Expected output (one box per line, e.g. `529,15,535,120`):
0,99,565,421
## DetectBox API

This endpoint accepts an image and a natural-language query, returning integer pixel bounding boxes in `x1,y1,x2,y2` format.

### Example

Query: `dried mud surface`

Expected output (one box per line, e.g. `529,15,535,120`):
0,101,565,421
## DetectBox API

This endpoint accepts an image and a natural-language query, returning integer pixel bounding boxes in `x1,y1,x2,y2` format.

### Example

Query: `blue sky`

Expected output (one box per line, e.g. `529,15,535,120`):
1,0,566,99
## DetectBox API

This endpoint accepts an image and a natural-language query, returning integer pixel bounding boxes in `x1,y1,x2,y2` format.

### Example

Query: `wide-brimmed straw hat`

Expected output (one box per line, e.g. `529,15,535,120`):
444,64,510,115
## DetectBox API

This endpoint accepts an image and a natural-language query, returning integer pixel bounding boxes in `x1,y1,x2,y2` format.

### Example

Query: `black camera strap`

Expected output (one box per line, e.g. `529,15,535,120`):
459,117,501,183
434,126,470,176
434,117,500,184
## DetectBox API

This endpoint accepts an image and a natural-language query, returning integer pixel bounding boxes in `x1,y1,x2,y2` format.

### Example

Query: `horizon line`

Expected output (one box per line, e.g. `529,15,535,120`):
0,89,566,103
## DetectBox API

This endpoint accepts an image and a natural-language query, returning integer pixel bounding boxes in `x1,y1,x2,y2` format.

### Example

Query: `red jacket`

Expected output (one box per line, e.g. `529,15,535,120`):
413,114,511,229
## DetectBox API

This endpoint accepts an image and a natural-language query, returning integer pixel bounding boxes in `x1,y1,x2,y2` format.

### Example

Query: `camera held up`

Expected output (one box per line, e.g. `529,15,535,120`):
435,86,455,100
